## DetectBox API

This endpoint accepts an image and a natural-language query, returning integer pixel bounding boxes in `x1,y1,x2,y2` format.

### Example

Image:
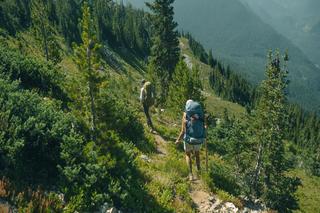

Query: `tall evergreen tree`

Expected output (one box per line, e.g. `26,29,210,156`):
252,50,299,211
74,1,103,141
146,0,180,103
208,49,215,67
56,0,81,46
167,59,204,116
31,0,61,63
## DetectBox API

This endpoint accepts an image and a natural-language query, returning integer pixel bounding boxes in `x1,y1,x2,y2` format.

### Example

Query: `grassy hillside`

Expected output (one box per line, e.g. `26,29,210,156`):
290,170,320,213
179,38,246,118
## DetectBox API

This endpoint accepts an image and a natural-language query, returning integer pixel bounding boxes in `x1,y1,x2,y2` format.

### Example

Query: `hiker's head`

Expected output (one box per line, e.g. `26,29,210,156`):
185,99,193,111
186,99,193,106
141,79,146,86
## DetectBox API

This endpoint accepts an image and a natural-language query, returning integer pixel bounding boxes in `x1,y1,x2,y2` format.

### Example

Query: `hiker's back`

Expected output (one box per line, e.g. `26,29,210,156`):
185,101,205,144
143,81,155,107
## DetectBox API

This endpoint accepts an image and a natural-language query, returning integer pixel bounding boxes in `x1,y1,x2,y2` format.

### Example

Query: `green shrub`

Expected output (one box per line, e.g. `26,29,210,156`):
175,182,192,204
0,45,69,103
0,79,78,184
207,159,240,196
96,88,156,153
264,175,301,212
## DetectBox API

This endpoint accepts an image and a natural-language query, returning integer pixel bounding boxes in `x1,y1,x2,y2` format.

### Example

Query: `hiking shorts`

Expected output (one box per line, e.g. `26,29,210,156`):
183,141,201,153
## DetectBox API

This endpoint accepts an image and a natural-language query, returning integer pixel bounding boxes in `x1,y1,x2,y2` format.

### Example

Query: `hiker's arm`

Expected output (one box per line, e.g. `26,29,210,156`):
139,88,144,103
175,113,186,144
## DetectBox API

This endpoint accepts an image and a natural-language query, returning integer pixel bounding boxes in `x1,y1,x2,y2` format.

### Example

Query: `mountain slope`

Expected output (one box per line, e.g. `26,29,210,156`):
127,0,320,110
240,0,320,70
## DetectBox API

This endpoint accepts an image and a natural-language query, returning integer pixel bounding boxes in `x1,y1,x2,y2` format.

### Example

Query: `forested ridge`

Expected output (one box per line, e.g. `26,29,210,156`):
0,0,319,212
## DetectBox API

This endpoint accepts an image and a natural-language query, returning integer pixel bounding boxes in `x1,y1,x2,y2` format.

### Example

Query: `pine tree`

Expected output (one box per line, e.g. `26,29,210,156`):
74,1,103,141
166,59,204,115
208,49,215,67
252,50,299,211
31,0,61,63
56,0,81,46
146,0,180,103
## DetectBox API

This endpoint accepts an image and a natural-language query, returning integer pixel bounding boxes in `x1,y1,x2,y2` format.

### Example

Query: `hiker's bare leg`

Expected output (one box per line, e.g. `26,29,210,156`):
195,151,201,171
186,151,192,174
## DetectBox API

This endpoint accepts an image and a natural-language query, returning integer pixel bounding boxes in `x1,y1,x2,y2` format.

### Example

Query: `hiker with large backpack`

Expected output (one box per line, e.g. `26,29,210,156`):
140,79,155,131
175,100,207,181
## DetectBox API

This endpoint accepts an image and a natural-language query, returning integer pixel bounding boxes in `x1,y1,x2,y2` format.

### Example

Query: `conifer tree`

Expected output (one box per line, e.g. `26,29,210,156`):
252,50,299,211
167,59,204,115
56,0,81,46
208,49,215,67
146,0,180,103
74,1,103,140
31,0,61,63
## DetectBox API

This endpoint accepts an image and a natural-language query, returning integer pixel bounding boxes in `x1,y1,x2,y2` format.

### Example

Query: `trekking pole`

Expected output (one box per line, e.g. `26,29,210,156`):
205,137,208,172
205,115,208,172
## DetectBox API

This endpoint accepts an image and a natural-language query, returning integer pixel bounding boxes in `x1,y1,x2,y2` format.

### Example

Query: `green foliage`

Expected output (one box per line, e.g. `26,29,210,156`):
166,59,205,116
263,175,300,212
184,33,320,163
207,114,255,196
183,33,255,108
175,182,192,204
310,150,320,176
289,169,320,213
173,0,320,110
106,2,151,56
0,0,31,35
0,45,69,103
96,87,152,152
252,50,300,211
60,102,158,212
0,78,78,184
55,0,81,46
182,32,208,63
147,0,180,103
209,65,255,108
2,0,320,211
73,0,105,138
31,0,62,63
207,159,240,196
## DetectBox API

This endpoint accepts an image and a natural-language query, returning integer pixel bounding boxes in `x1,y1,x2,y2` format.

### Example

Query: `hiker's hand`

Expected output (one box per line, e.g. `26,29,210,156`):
175,139,180,144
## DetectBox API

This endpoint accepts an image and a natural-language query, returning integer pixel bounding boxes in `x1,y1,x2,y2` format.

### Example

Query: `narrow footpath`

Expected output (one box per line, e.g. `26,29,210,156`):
152,133,267,213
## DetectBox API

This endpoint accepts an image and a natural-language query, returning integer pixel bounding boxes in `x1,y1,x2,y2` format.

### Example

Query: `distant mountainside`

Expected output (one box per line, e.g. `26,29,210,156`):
127,0,320,110
240,0,320,69
312,21,320,34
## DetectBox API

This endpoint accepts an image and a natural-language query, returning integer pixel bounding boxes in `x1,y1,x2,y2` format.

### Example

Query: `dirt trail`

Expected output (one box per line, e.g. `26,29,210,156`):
153,134,225,212
154,134,268,213
152,133,267,213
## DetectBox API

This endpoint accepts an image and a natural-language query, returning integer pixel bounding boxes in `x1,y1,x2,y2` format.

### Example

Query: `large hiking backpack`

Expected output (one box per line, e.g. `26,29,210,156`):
184,101,206,145
143,81,155,107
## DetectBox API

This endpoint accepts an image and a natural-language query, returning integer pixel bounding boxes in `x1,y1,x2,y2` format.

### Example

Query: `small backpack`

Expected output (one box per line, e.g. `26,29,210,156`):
184,101,206,145
143,82,155,107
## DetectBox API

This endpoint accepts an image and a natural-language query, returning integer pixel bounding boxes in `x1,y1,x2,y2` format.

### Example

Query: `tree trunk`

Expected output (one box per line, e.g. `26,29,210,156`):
87,46,96,141
253,142,263,194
